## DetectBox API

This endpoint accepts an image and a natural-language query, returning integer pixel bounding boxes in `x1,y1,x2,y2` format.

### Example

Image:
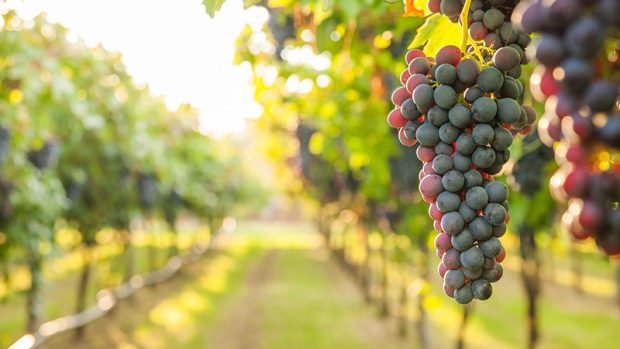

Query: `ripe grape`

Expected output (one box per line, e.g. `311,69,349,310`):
451,228,474,252
493,47,521,72
434,85,458,109
441,211,465,236
478,67,504,93
454,284,474,304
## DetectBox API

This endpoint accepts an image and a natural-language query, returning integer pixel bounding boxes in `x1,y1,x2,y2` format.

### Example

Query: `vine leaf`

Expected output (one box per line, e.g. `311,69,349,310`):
203,0,227,18
408,13,461,57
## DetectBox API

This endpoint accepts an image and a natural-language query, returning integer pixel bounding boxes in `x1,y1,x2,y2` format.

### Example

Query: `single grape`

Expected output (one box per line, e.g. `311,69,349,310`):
472,146,497,168
445,269,466,289
401,98,421,120
535,35,565,67
403,120,422,139
441,211,465,236
451,228,474,251
434,85,458,109
472,279,493,300
442,248,462,269
499,78,521,99
482,263,503,282
493,223,507,238
435,141,454,156
470,216,493,241
480,237,503,258
435,45,461,66
405,49,425,64
413,83,435,106
442,170,465,192
457,58,480,85
416,122,440,146
600,117,620,148
484,32,502,49
483,8,505,30
454,284,474,304
585,80,618,112
439,122,462,144
419,174,444,199
409,56,431,75
484,203,508,225
416,145,437,162
472,97,497,122
491,126,513,151
427,106,449,127
432,154,454,175
472,123,495,146
427,0,441,13
452,152,473,172
465,87,483,103
497,98,521,124
437,191,462,213
465,186,489,210
499,22,519,45
387,108,408,128
493,47,521,72
460,246,485,270
435,232,453,252
436,64,457,85
560,58,592,95
478,67,504,93
407,74,431,93
448,104,473,128
485,181,509,203
455,133,476,156
469,21,489,41
459,201,478,223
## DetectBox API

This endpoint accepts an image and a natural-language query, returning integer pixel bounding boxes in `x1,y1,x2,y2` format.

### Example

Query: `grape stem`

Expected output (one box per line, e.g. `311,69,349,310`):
459,0,484,62
459,0,472,52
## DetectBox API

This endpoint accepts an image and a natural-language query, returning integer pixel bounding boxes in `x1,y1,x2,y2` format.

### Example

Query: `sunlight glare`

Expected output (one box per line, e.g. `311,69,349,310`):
3,0,261,136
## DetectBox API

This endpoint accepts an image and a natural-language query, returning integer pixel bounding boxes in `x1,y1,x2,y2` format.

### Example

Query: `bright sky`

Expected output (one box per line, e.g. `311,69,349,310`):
4,0,266,135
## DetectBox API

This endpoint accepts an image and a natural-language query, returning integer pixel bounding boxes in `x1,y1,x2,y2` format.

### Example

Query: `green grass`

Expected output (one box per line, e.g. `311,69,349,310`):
259,249,406,349
2,221,620,349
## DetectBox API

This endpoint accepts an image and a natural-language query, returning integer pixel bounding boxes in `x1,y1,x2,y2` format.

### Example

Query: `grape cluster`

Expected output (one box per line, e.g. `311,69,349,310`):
512,0,620,256
387,43,538,303
27,141,60,170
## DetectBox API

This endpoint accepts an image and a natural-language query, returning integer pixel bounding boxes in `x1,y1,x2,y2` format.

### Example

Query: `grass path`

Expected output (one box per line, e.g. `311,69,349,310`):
41,221,410,349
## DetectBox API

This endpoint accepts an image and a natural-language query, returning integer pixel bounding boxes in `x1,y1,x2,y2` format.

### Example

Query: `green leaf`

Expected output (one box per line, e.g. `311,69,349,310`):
408,13,461,57
203,0,227,18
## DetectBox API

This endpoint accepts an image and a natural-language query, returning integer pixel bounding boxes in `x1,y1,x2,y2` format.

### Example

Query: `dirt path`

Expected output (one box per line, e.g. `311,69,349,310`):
207,249,278,349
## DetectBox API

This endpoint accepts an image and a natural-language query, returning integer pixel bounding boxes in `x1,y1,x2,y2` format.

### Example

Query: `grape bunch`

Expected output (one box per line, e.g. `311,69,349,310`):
27,141,60,170
512,0,620,256
387,42,537,303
